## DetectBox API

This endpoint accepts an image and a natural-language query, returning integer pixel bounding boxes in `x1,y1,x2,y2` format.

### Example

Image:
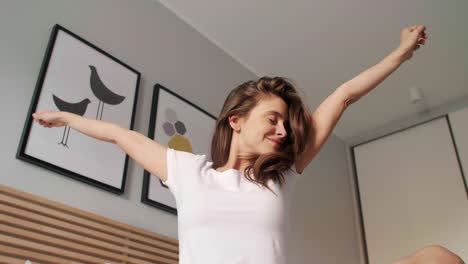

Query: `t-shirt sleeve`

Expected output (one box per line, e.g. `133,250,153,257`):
161,148,204,198
161,148,177,194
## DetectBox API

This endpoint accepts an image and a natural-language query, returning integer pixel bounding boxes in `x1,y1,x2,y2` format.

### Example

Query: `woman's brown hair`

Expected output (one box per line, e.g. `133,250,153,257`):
210,76,313,194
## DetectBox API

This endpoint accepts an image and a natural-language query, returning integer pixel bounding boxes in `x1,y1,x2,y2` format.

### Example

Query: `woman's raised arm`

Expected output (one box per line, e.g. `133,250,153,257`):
32,110,168,181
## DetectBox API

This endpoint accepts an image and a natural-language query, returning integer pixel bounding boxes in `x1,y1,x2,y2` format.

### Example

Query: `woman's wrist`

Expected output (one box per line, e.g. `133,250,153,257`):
60,111,74,126
392,47,409,64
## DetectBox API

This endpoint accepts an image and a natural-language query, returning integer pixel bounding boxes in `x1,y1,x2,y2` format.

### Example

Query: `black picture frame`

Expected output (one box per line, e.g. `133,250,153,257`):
16,24,140,194
141,84,217,214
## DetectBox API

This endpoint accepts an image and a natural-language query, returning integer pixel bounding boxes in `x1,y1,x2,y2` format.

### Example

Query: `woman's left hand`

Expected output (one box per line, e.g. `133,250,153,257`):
398,25,428,61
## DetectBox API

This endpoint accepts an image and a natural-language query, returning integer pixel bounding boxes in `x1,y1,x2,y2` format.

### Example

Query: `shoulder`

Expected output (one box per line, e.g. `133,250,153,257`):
169,148,204,158
167,148,208,165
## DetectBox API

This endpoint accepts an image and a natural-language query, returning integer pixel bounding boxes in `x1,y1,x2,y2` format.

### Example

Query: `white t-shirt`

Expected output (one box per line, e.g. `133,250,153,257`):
162,148,302,264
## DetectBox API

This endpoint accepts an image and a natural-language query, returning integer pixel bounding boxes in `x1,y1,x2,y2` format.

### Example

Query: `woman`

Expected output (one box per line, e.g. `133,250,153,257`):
32,25,464,264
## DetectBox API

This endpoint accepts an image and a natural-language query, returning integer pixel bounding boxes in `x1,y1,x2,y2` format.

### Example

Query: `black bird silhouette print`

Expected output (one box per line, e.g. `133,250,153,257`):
52,95,91,147
50,65,126,147
89,65,126,120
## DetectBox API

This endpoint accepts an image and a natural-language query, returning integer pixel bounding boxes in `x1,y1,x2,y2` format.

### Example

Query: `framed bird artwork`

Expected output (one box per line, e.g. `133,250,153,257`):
16,24,140,194
141,84,216,214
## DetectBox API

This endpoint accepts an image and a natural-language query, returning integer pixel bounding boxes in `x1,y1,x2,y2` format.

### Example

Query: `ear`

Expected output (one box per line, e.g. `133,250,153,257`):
228,114,242,132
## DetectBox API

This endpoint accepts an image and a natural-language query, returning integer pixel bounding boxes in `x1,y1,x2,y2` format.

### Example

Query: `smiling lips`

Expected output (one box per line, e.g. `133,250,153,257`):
268,138,282,147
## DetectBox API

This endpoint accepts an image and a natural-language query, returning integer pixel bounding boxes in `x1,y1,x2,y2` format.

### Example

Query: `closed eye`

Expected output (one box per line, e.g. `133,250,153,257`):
268,119,276,124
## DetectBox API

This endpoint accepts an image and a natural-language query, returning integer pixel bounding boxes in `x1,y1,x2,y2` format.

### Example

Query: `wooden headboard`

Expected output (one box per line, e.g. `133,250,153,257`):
0,184,179,264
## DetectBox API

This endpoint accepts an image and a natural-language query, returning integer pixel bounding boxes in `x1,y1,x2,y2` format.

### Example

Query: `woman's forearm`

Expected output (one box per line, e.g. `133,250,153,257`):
62,112,123,144
341,48,406,101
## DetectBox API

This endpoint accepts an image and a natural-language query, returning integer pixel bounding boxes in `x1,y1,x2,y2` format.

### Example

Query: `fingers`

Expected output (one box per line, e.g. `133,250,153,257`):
410,25,425,31
416,32,427,49
32,110,54,118
32,111,48,121
420,31,428,41
38,119,53,128
33,112,53,128
33,110,45,116
408,25,426,36
421,31,428,39
408,25,418,32
32,113,40,122
407,25,427,51
32,112,42,120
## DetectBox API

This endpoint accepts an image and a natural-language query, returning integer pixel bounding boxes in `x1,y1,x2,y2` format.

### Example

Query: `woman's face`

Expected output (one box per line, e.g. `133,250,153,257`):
231,94,289,155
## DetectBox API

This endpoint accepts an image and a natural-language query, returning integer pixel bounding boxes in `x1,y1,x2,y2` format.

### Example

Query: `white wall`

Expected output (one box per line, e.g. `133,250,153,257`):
346,98,468,264
450,106,468,185
353,117,468,264
0,1,361,263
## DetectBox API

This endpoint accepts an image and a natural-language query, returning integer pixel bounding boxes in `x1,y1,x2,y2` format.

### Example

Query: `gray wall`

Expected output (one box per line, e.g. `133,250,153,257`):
0,1,361,263
0,0,256,239
288,135,361,264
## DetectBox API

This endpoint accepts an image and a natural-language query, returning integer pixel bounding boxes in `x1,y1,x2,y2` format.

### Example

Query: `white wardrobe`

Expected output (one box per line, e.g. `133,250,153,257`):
352,107,468,264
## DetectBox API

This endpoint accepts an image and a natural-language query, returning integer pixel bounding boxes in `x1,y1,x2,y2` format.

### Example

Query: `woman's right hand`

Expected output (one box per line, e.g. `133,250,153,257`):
32,110,67,128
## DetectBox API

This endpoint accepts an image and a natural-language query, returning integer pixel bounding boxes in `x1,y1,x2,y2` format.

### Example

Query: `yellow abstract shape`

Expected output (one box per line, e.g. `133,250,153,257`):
168,134,193,153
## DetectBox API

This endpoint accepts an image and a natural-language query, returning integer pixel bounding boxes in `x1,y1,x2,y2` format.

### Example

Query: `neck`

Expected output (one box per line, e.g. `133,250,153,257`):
216,136,252,172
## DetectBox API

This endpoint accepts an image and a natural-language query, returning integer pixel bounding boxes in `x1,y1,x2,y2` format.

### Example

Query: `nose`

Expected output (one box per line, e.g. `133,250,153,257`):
276,123,287,138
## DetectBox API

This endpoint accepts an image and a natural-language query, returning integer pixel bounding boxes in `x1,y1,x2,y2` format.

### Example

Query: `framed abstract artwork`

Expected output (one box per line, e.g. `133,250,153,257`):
141,84,217,214
16,24,140,194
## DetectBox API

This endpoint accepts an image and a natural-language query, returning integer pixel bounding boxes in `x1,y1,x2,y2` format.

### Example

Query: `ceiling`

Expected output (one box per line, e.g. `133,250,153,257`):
156,0,468,143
